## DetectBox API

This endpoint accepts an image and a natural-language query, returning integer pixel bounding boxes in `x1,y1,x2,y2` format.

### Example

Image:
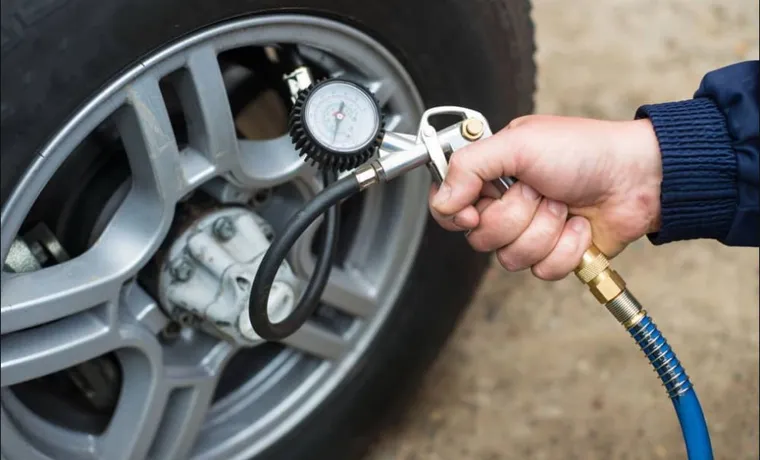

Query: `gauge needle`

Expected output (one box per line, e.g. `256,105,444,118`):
332,102,345,142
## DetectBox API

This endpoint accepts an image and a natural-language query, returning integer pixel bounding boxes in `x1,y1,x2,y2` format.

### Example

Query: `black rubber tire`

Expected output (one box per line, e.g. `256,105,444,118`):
1,1,536,459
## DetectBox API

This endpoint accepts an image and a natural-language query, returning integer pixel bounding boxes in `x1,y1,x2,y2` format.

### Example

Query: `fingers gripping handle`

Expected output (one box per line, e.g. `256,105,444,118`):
425,112,617,301
446,128,619,301
385,108,617,298
492,173,624,302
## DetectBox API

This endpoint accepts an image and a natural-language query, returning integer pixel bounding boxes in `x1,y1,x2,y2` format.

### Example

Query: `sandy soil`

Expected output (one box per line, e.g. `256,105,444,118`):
366,1,760,459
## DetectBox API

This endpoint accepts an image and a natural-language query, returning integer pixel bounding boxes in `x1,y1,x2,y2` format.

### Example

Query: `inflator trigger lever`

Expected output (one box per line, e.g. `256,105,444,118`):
411,106,517,191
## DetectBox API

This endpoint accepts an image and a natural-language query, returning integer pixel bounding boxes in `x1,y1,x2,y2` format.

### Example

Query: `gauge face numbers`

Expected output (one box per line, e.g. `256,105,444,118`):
302,81,380,154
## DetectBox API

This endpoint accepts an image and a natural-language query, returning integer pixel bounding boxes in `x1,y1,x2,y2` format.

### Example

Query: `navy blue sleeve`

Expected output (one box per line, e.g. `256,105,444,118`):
634,60,759,247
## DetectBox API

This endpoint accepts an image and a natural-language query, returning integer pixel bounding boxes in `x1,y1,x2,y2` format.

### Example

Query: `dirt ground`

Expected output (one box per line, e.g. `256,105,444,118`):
366,1,760,459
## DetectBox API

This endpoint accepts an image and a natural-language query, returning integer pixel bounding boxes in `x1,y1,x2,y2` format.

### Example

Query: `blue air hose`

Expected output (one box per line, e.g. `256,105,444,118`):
627,311,713,459
575,245,713,460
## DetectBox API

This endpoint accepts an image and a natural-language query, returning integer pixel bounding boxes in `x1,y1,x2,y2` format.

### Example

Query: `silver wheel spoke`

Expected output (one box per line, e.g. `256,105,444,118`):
84,78,185,275
98,318,229,460
0,305,113,386
286,190,380,318
281,323,350,360
0,257,123,334
288,176,380,318
0,408,53,460
321,267,379,317
146,364,222,459
1,397,97,459
292,247,379,318
123,284,169,335
289,174,326,278
98,336,170,460
175,46,239,184
121,78,185,204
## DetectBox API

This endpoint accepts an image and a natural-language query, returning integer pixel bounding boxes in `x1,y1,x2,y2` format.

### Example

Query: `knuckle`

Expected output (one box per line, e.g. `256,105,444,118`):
508,209,536,235
532,264,566,281
510,249,535,269
498,197,534,226
534,225,560,248
496,247,522,271
506,231,555,268
525,208,565,245
466,234,490,253
480,210,520,247
495,248,512,271
467,224,502,252
528,216,556,240
531,264,551,280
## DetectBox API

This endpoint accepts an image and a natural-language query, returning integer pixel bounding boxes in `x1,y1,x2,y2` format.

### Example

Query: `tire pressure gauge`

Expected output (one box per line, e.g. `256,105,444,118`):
289,78,385,172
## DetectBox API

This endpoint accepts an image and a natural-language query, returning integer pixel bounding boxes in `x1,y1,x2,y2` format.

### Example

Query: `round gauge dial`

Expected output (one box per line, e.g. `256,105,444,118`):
303,80,381,153
289,78,385,172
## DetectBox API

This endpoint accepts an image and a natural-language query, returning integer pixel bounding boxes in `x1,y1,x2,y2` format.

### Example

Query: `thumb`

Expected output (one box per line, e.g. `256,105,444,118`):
431,129,522,216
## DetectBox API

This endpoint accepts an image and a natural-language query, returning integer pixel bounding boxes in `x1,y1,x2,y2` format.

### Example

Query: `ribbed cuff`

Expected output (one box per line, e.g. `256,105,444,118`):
635,97,737,245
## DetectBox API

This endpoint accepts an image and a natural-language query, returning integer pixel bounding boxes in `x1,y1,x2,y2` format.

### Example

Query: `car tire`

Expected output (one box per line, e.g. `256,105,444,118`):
0,1,536,459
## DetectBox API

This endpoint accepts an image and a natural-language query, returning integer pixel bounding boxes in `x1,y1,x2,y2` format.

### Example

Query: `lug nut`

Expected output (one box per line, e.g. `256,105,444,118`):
161,321,181,340
252,189,272,207
170,257,194,282
212,216,236,241
177,312,194,327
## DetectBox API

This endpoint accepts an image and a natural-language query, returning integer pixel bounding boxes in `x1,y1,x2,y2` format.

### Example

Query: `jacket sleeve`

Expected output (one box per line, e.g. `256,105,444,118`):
634,60,759,247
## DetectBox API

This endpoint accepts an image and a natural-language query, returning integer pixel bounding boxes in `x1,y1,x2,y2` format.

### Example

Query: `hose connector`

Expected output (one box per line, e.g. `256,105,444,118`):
574,245,646,328
574,245,626,304
353,163,381,190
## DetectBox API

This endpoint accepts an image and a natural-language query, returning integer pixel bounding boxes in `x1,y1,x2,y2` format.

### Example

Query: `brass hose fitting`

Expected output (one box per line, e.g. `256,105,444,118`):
574,244,645,329
574,244,626,304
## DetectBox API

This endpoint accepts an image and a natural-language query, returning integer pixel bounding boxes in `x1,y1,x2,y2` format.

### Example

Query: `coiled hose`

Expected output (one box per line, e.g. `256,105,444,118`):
248,173,360,341
623,303,713,460
579,248,713,460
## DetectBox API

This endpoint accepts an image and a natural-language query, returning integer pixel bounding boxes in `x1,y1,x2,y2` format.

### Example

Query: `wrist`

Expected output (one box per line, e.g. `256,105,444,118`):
634,98,738,244
623,118,663,235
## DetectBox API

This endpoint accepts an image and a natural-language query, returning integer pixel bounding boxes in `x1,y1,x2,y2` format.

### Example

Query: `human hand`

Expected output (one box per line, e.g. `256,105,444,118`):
429,115,663,280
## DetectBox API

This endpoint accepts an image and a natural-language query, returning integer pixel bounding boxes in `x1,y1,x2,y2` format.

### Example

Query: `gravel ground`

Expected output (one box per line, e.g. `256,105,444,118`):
366,1,759,459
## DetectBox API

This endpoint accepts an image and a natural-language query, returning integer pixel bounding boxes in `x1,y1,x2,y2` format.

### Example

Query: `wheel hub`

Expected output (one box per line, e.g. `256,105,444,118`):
158,207,300,345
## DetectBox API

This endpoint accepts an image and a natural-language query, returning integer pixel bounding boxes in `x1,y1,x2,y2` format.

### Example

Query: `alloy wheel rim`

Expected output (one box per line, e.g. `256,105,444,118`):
0,14,429,460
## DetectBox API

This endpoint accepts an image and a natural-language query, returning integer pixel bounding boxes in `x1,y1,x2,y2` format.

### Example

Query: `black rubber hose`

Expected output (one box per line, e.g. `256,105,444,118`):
248,172,360,341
